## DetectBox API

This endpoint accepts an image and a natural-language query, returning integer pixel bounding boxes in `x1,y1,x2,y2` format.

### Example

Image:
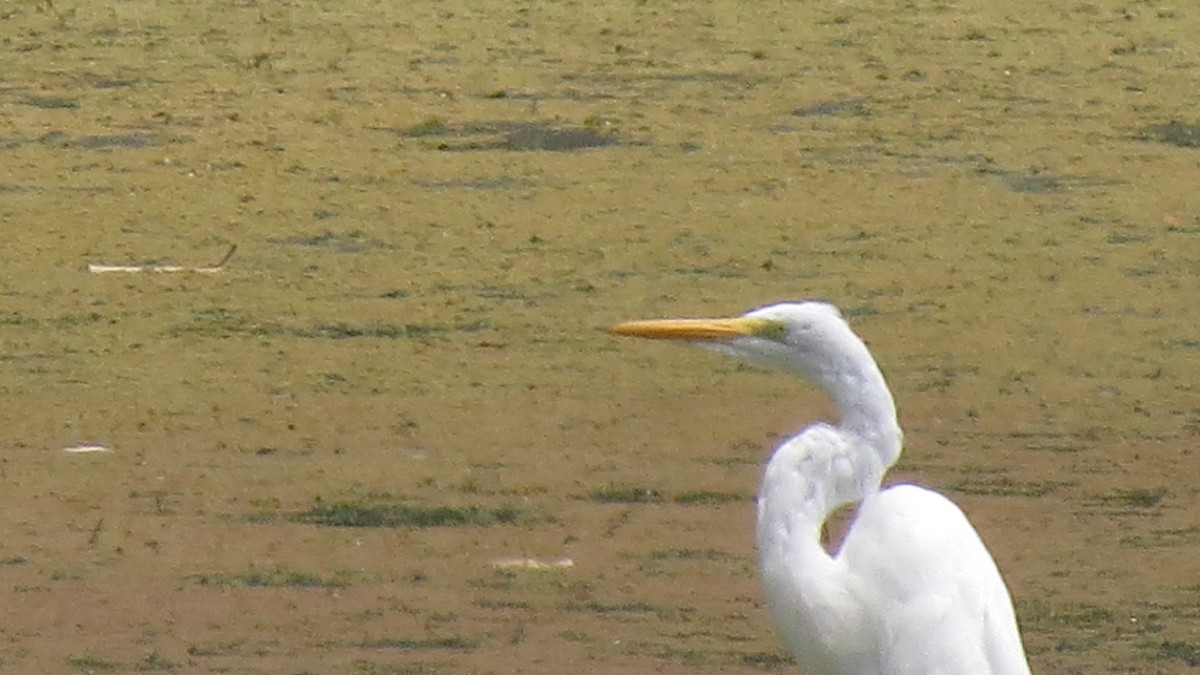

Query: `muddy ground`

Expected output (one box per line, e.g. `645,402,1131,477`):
2,0,1199,673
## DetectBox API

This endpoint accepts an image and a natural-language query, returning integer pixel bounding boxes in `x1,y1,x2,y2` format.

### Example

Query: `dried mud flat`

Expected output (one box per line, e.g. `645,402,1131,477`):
2,1,1199,673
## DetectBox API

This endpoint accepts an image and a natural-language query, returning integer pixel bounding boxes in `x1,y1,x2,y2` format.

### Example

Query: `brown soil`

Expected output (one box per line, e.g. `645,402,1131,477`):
2,1,1199,673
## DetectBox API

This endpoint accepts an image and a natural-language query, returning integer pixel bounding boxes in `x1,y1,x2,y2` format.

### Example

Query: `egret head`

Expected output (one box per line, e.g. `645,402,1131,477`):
609,300,902,467
607,301,866,385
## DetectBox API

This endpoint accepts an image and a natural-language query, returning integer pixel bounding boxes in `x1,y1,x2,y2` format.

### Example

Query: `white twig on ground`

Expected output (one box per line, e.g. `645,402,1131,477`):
62,445,113,454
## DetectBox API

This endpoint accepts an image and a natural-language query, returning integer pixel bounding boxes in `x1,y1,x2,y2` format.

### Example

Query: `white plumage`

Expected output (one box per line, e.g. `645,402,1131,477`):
610,301,1031,675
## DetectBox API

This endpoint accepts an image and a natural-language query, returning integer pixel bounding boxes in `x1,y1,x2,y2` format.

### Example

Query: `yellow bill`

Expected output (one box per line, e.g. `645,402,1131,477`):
607,317,783,343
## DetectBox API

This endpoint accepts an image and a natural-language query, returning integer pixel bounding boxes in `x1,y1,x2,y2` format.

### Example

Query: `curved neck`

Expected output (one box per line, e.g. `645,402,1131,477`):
754,378,901,654
798,336,903,479
755,327,904,549
817,359,903,474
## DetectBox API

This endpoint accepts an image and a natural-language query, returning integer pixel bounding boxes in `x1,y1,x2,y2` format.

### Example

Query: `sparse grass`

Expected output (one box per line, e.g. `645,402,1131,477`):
842,303,879,318
643,644,711,666
171,308,457,341
193,565,351,589
1159,640,1200,666
400,118,448,137
397,119,621,151
0,311,39,326
588,485,663,504
914,364,979,392
136,651,178,671
673,490,746,505
1106,231,1152,245
361,636,477,651
1017,599,1114,634
673,264,748,279
475,285,529,301
620,641,793,670
502,124,618,151
587,486,745,505
1055,635,1101,653
947,476,1069,498
557,630,594,643
296,502,524,528
293,322,443,340
649,548,738,562
472,599,530,610
184,642,245,657
68,655,122,672
1005,428,1099,454
572,600,657,615
170,307,277,337
1140,121,1200,148
1120,525,1200,547
22,95,81,109
742,651,793,669
353,660,447,675
1095,487,1166,509
267,229,393,251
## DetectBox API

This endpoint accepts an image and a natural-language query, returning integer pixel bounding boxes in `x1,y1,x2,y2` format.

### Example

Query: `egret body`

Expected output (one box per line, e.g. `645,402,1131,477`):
609,301,1031,675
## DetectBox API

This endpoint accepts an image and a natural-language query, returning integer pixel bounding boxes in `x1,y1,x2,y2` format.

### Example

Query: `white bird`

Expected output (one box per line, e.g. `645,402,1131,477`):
608,301,1031,675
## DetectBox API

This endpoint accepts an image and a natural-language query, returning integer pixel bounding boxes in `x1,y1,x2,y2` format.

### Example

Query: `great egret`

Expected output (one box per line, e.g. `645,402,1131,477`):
608,301,1031,675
